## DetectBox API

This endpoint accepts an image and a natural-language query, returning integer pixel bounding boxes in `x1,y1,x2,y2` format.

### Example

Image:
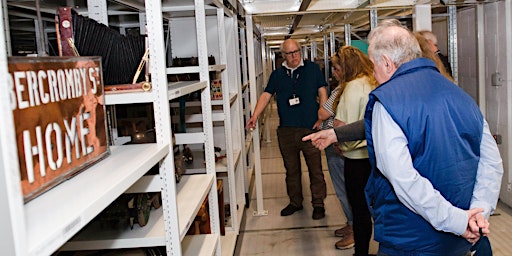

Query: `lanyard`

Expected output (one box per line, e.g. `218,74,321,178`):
286,67,302,96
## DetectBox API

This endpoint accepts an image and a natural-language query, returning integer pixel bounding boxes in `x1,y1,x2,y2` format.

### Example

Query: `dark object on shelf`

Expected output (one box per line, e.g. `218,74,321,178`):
171,55,216,67
218,180,225,235
96,192,160,230
128,193,152,229
96,194,132,229
182,146,194,163
173,147,185,183
58,9,146,85
214,146,226,162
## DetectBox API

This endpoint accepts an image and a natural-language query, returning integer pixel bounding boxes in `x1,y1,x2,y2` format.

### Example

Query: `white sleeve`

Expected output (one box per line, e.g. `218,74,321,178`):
470,120,503,219
371,102,468,235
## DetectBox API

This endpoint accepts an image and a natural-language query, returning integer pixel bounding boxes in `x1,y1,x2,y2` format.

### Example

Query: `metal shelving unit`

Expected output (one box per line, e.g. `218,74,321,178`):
0,0,223,255
166,4,249,255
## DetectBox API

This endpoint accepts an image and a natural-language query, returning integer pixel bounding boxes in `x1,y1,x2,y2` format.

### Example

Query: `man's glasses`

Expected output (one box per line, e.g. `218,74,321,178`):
284,49,300,56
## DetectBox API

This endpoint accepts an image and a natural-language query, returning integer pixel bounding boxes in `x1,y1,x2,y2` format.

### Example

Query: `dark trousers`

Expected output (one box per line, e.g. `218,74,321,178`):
345,158,372,256
277,127,326,207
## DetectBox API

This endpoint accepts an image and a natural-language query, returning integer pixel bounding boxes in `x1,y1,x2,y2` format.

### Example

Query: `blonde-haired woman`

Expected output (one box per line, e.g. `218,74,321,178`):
334,46,378,256
317,52,354,250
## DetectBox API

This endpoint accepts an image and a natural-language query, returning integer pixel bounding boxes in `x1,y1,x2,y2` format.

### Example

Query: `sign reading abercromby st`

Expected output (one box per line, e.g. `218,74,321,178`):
8,56,109,203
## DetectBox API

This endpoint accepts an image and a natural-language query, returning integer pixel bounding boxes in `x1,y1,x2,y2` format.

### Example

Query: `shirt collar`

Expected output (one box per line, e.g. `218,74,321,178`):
282,59,305,72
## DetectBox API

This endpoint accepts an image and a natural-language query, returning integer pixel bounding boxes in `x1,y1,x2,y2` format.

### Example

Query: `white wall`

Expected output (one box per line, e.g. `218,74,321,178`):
457,8,478,102
483,1,512,207
457,2,512,207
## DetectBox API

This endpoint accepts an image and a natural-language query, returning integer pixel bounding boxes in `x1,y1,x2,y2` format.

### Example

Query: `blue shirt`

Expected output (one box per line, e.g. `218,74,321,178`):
265,61,327,128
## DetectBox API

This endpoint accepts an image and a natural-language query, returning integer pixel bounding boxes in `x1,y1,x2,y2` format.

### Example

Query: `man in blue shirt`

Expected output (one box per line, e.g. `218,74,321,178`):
246,39,328,220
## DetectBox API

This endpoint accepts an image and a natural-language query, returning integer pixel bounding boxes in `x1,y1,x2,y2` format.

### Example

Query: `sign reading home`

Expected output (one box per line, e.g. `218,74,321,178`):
8,56,109,202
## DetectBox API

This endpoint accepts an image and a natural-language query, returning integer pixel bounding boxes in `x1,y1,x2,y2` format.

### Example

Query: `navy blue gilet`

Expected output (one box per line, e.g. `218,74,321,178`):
364,58,483,255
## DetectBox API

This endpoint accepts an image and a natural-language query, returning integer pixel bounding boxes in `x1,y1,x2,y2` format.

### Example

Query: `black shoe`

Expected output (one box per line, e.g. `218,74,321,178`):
312,206,325,220
280,204,303,216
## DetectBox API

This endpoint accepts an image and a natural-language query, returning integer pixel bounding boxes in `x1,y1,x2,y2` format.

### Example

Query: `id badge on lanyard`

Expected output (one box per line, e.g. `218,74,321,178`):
288,71,301,106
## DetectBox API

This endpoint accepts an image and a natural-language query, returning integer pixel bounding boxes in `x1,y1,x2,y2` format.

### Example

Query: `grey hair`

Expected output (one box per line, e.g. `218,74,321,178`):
368,19,422,67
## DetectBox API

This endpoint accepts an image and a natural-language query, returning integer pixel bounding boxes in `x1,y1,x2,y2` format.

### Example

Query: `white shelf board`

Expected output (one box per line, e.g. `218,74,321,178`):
61,207,166,250
220,232,238,256
242,82,249,91
170,100,202,108
181,150,226,173
183,234,219,256
171,110,225,123
229,92,238,105
177,174,215,240
235,202,245,233
166,64,225,75
125,174,161,193
60,174,214,251
113,135,131,145
175,132,206,145
168,81,208,100
233,149,241,170
224,199,244,232
245,131,254,152
105,91,155,105
167,66,200,74
170,91,237,107
209,64,226,72
211,92,238,106
26,143,169,256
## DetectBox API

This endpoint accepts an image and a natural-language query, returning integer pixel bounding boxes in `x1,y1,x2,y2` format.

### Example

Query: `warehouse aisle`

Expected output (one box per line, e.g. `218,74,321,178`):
234,105,378,256
234,104,512,256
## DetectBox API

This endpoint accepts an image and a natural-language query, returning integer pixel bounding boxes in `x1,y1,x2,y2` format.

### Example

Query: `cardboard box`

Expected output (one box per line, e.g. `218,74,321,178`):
8,56,109,202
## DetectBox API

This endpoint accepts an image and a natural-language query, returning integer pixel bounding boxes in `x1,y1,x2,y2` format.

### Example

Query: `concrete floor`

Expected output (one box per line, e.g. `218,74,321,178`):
235,105,512,256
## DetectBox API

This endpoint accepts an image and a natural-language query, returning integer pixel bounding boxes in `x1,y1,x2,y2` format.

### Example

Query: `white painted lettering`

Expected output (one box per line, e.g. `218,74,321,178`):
14,71,29,110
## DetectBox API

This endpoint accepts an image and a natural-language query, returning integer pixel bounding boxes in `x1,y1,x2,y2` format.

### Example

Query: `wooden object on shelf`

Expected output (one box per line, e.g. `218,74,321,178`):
104,82,152,94
217,179,225,235
56,7,74,56
8,56,109,203
186,179,225,235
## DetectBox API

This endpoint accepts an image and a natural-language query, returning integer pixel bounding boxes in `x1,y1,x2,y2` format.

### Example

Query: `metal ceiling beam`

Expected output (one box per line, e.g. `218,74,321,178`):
288,0,311,34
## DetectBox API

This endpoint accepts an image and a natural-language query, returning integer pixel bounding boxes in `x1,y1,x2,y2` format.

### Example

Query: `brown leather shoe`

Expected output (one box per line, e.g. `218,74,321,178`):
335,232,355,250
335,224,353,237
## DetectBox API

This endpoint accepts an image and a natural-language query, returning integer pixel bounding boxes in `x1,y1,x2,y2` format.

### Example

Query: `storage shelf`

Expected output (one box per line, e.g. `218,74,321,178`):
170,92,238,108
242,82,249,91
105,91,155,105
166,64,226,75
60,174,214,250
26,143,169,256
171,110,225,123
168,81,208,100
61,207,166,250
182,149,241,173
211,92,238,106
183,234,219,256
209,64,227,72
104,80,208,104
176,174,215,239
125,175,161,193
220,232,238,256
